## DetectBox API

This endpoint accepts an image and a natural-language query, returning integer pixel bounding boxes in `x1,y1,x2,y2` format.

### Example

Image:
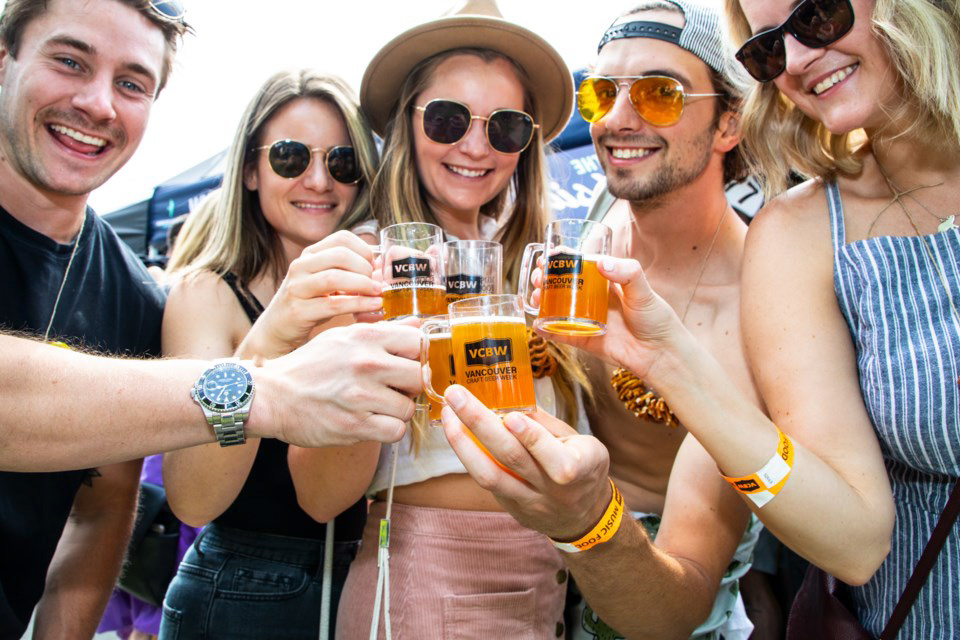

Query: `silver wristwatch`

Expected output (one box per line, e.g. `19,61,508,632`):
191,359,255,447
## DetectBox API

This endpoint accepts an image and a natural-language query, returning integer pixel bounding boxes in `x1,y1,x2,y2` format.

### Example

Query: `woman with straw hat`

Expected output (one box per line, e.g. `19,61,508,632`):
309,2,588,637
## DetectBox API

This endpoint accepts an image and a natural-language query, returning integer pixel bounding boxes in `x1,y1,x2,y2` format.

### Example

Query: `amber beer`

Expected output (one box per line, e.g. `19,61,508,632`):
451,316,535,414
426,333,455,424
380,222,445,319
520,219,612,336
538,253,608,334
382,284,447,320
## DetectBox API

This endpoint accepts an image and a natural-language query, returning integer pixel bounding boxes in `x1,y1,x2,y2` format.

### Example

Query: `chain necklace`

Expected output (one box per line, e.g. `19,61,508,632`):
43,215,85,342
878,168,960,390
610,209,726,427
869,162,960,236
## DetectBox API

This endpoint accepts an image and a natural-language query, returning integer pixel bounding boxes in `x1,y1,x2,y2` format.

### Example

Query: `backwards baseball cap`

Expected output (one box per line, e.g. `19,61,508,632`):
597,0,726,75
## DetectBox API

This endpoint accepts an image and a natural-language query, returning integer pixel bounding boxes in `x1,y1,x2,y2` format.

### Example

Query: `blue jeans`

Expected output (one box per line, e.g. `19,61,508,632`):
158,524,358,640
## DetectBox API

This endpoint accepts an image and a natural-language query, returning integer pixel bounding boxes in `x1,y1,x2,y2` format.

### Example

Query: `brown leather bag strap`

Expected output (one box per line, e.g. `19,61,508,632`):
880,476,960,639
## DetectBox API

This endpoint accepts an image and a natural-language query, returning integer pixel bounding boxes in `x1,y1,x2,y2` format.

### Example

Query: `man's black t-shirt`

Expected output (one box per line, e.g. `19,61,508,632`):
0,205,164,638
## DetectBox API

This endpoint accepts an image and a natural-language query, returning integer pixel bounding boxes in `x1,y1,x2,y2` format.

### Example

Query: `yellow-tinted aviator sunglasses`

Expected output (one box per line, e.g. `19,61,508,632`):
577,75,720,127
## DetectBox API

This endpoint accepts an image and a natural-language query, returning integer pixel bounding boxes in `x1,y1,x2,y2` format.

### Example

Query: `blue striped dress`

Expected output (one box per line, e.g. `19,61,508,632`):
828,181,960,637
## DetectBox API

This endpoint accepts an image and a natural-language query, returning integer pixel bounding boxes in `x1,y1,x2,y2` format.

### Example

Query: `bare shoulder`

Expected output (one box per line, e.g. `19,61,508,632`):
749,179,830,239
163,270,249,356
746,179,834,270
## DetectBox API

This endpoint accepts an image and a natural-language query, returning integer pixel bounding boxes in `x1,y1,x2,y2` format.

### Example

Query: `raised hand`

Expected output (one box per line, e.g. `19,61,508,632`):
440,384,612,541
256,320,423,448
533,256,683,379
247,230,383,357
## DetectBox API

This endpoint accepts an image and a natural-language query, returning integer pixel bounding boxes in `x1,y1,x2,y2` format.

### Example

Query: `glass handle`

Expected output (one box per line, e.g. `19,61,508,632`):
518,243,544,316
419,319,446,405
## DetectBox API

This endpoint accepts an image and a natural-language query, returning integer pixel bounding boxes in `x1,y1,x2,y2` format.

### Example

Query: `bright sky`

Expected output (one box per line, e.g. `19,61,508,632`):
0,0,721,213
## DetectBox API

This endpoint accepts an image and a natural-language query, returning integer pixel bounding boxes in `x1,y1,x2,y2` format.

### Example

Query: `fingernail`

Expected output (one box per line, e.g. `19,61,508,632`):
445,385,466,409
602,256,616,272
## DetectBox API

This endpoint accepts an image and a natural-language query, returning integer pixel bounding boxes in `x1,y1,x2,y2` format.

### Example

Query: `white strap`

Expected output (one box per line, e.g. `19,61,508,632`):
369,442,399,640
318,517,335,640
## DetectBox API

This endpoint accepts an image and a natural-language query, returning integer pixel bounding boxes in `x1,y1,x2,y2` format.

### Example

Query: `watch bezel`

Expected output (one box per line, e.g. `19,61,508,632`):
192,361,255,414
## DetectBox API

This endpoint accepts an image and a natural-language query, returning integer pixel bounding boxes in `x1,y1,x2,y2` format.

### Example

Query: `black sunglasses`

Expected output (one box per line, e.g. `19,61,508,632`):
735,0,855,83
414,98,539,154
253,140,361,184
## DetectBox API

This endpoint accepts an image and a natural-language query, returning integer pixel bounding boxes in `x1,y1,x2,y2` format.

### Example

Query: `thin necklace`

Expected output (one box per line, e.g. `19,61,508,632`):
870,161,960,236
610,209,726,427
43,215,85,342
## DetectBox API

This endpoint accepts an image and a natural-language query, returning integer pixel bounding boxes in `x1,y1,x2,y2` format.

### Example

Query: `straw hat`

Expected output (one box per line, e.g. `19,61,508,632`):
360,0,574,142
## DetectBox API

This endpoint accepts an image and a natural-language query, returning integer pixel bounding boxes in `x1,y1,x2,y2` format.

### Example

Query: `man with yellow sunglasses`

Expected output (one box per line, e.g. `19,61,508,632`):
440,1,771,639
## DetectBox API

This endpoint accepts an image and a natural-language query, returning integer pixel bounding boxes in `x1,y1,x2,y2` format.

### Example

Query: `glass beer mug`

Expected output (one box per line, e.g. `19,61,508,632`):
444,240,503,305
421,294,535,418
378,222,446,319
519,218,612,336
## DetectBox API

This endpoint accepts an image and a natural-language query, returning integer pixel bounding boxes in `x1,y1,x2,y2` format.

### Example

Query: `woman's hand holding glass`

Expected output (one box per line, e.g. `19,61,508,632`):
246,230,384,358
439,384,612,543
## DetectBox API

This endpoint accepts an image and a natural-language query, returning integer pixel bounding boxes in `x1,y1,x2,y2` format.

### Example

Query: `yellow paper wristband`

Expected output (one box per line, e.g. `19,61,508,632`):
722,427,794,508
551,479,624,553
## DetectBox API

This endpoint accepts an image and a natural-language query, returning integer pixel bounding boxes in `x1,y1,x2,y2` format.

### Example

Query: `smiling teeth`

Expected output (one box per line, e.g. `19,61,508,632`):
448,165,487,178
50,124,107,147
295,203,333,210
813,64,857,95
611,147,654,160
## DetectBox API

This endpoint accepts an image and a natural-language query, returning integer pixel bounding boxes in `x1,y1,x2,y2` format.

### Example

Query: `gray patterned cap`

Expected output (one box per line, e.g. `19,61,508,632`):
597,0,726,74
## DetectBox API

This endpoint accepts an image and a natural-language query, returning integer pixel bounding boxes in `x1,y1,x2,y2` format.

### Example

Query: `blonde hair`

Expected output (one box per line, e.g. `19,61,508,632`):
167,191,220,268
724,0,960,196
167,69,379,283
372,48,591,443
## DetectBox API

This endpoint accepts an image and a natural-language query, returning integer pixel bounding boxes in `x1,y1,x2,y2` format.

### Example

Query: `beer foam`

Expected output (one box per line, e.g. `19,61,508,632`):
386,282,445,290
450,315,526,326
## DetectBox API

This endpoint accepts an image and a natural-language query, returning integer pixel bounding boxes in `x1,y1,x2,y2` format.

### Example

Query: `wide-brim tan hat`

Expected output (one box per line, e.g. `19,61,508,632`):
361,0,573,143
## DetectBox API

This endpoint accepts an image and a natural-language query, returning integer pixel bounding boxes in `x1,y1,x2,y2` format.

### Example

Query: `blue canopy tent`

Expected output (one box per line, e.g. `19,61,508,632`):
102,150,226,259
144,149,227,253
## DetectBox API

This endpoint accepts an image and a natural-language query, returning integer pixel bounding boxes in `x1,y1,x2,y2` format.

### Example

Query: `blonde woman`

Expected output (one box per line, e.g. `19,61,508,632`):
725,0,960,634
309,3,588,638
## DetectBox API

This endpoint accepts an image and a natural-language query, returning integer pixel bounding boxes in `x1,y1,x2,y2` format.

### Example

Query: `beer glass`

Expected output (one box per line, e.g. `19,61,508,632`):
418,315,456,426
519,219,612,336
444,240,503,305
379,222,446,319
421,294,535,416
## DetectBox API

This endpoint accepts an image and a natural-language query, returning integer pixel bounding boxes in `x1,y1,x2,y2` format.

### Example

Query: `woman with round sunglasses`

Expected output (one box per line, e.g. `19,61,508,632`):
318,2,590,638
158,69,384,639
720,0,960,635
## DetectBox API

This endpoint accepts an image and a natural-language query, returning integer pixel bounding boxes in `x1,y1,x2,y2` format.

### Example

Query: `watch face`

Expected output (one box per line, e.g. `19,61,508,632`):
198,363,254,412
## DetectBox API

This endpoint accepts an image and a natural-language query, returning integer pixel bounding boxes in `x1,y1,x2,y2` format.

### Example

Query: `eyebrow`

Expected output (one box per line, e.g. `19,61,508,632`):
44,34,159,88
612,68,696,89
46,34,94,55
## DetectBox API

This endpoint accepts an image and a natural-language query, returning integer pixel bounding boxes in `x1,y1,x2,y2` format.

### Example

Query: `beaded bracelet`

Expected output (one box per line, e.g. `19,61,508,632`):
721,427,794,508
550,479,624,553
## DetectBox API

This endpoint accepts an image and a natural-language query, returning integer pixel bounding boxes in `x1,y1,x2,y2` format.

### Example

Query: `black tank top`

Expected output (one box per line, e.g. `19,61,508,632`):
213,272,365,541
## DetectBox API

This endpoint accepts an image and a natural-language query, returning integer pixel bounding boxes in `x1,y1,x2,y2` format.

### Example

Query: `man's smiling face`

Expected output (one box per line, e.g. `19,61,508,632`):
0,0,166,198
